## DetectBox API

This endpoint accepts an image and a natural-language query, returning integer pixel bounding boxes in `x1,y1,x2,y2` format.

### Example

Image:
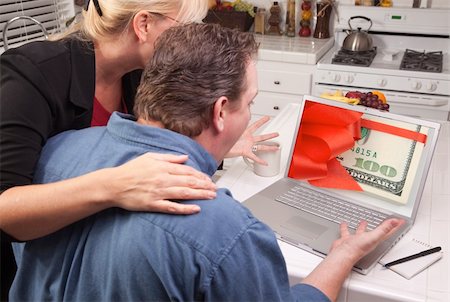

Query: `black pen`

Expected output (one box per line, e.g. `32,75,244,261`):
384,246,442,268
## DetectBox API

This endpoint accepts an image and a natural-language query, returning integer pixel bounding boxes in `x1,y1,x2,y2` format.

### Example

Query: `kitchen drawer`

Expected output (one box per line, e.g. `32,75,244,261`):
258,70,312,95
251,91,302,117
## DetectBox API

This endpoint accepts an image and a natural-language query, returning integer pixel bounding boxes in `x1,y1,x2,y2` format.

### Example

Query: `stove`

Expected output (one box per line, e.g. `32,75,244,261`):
332,47,377,67
313,5,450,121
400,50,443,73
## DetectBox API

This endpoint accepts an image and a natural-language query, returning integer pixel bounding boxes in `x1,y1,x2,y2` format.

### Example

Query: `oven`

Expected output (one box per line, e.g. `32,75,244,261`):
312,5,450,121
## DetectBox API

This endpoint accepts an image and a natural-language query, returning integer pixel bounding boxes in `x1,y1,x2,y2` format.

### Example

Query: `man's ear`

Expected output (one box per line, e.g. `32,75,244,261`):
212,96,229,133
132,11,151,43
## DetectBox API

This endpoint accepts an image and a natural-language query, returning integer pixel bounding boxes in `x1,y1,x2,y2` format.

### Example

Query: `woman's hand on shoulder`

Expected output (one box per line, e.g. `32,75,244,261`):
105,153,217,215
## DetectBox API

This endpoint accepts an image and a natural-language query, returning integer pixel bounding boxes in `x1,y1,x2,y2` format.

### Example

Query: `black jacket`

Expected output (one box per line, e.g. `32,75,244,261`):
0,38,142,300
0,38,142,191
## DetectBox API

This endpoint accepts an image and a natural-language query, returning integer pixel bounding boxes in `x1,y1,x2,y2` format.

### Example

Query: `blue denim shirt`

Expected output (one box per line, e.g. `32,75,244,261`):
11,113,330,302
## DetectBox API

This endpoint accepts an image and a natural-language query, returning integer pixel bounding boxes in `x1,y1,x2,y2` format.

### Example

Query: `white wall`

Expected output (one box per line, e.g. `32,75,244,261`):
334,0,449,8
244,0,449,36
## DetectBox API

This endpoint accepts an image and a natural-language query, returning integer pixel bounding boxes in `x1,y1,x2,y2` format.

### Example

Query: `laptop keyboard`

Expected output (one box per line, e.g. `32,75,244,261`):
275,185,388,230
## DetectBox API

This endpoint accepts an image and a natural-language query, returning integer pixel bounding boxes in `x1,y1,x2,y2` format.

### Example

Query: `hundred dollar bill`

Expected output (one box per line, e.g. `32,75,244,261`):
337,114,430,205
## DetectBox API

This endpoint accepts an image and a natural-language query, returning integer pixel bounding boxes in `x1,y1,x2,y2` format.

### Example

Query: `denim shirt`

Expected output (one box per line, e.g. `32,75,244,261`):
11,112,330,302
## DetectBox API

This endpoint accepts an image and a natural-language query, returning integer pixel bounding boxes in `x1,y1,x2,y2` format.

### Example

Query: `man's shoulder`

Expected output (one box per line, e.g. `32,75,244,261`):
35,127,108,181
133,189,269,260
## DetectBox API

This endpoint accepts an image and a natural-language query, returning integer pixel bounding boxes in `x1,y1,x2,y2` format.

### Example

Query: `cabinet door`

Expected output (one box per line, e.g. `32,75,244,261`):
251,91,302,117
258,70,312,95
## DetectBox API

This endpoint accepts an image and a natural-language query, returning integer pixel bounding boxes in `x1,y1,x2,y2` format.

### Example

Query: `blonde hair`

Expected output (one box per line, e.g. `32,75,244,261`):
52,0,208,41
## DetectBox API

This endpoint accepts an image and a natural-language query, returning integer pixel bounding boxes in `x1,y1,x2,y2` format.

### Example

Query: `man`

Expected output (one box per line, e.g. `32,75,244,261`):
10,23,403,302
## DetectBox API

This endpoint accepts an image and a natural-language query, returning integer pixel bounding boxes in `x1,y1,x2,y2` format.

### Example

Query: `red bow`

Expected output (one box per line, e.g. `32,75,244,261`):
288,102,363,191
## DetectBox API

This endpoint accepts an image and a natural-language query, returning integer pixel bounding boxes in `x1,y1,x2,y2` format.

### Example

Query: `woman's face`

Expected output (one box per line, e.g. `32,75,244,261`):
140,12,182,66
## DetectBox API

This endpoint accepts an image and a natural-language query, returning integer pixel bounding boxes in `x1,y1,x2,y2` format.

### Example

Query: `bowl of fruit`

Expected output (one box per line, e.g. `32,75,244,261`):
204,0,255,32
320,90,390,111
346,90,390,111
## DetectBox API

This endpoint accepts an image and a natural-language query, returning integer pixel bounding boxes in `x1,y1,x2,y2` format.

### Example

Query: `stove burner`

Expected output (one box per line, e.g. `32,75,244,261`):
331,47,377,67
400,49,443,73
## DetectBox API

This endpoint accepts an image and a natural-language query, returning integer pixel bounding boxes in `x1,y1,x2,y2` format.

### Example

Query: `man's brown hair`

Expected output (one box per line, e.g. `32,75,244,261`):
134,23,258,137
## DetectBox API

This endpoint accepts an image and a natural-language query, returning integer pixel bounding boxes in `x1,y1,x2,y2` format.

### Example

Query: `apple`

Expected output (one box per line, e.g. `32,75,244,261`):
299,26,311,37
345,91,363,99
301,1,312,11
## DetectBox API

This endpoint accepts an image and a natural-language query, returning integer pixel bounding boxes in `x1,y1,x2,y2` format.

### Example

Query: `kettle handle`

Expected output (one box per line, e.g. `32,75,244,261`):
348,16,373,32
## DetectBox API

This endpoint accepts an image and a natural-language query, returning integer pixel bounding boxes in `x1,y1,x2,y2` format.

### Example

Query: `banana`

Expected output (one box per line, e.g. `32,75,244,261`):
320,91,360,105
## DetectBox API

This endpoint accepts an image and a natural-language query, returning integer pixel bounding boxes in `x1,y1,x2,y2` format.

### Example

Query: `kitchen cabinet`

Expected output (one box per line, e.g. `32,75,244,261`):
253,61,314,117
251,35,334,121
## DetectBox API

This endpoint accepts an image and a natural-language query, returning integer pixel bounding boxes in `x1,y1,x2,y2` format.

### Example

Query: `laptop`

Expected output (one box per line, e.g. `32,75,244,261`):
243,95,441,274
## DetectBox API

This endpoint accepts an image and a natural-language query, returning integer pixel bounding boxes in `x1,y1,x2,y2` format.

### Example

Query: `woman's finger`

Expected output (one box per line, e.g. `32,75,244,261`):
154,186,217,201
139,153,215,185
143,152,189,163
149,199,202,215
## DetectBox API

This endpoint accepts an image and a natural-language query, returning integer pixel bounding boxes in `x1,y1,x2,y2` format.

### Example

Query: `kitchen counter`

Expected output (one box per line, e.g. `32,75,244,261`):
255,35,335,65
216,103,449,302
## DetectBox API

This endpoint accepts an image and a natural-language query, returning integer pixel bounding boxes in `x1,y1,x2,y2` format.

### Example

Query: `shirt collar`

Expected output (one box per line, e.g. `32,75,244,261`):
106,112,218,177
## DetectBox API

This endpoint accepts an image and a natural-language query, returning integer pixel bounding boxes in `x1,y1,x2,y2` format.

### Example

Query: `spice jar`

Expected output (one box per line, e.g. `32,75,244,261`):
313,0,333,39
298,0,312,37
267,2,282,35
254,8,266,34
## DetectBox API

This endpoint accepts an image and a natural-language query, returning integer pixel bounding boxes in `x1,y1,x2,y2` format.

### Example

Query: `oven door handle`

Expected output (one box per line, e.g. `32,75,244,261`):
388,97,447,107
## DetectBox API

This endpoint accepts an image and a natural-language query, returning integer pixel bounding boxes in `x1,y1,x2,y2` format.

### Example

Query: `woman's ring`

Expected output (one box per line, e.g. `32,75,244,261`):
252,145,258,152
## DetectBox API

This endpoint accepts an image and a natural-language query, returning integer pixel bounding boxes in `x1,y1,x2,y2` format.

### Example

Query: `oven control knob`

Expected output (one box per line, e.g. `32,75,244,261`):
344,75,354,84
329,73,341,83
426,82,437,92
411,80,422,90
377,78,387,87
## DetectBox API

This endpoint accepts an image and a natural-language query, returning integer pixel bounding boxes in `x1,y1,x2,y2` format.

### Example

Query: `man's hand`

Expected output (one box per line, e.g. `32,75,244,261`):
302,218,405,302
226,116,279,165
330,218,406,263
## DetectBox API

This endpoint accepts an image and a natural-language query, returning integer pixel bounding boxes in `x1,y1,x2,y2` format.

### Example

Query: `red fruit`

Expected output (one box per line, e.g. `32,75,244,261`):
299,26,311,37
301,1,312,10
345,91,363,99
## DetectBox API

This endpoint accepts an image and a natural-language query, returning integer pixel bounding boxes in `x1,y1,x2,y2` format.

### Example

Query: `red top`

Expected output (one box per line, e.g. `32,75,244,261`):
91,97,128,127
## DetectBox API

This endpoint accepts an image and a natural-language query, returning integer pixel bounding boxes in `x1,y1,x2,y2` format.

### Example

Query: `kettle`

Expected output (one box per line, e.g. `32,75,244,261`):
342,16,373,52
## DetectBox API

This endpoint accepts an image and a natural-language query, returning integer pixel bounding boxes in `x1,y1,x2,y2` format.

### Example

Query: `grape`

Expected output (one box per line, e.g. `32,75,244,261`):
234,0,255,17
356,91,389,111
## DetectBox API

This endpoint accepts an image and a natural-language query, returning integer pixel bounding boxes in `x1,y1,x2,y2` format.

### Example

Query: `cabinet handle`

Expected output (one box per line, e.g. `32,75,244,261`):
274,81,280,85
273,106,280,110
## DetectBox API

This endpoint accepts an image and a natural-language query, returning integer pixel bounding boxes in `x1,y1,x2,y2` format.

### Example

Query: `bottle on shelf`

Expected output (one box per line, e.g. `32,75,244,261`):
285,0,296,37
299,0,312,37
313,0,333,39
254,7,266,34
267,1,282,35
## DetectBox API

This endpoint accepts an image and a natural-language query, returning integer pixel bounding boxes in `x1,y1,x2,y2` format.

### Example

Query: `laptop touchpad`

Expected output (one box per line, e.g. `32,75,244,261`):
281,216,328,240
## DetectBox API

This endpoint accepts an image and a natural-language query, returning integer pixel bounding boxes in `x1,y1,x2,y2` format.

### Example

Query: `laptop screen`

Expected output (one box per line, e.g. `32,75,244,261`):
287,97,440,218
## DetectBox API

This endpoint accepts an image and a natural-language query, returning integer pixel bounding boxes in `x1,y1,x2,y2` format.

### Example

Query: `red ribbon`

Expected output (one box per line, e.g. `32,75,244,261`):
287,101,429,191
288,102,364,191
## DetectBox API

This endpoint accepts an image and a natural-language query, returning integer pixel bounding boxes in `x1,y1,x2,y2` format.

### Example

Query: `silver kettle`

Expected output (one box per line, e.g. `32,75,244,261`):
342,16,373,52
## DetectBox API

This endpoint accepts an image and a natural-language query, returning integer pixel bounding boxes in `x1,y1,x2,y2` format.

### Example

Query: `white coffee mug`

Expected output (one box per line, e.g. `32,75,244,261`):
243,141,281,177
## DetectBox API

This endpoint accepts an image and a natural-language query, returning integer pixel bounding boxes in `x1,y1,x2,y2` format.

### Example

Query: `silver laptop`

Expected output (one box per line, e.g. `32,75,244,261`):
243,95,441,274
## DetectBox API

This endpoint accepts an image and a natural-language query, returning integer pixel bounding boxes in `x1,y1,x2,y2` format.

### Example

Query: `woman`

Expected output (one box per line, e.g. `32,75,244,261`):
0,0,278,298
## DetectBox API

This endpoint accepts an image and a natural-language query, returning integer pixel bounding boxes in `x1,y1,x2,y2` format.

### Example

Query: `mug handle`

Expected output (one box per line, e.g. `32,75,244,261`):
243,156,254,170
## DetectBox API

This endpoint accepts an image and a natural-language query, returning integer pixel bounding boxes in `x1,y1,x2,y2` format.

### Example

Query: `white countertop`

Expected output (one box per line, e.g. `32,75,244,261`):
216,103,450,302
255,35,335,65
